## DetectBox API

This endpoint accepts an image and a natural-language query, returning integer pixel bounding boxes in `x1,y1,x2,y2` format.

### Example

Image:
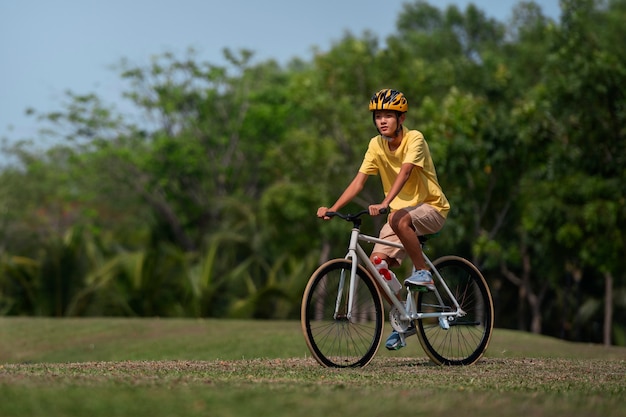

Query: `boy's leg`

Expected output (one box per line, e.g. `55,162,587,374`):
389,210,426,269
371,222,405,267
376,207,444,350
391,204,445,290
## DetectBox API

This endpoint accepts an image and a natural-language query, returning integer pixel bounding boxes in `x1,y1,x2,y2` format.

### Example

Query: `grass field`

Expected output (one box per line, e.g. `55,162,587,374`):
1,318,625,417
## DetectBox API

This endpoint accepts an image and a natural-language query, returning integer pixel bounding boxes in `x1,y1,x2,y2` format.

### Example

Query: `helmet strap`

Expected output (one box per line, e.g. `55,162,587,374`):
395,112,403,136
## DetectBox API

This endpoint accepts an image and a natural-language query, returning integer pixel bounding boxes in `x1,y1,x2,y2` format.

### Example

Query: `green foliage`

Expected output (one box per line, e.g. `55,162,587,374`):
0,1,625,346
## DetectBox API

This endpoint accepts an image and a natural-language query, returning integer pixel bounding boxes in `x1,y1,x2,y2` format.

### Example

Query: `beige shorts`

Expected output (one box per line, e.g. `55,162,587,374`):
372,204,446,262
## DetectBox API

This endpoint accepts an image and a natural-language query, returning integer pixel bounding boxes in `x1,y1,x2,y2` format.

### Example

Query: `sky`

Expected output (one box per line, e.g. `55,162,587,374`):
0,0,561,143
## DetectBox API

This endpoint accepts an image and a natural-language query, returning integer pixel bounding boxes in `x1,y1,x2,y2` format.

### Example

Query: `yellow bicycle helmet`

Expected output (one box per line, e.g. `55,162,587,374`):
369,89,408,113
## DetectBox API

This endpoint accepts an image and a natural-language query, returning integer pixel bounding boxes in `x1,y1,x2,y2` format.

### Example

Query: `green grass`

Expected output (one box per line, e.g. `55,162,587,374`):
1,318,625,417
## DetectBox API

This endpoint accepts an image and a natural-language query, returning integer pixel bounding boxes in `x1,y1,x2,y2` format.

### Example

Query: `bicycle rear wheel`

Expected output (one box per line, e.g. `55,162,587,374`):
415,256,494,366
301,259,384,368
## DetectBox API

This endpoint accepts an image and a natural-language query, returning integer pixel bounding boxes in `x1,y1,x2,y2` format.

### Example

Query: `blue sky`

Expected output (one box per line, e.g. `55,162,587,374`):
0,0,560,143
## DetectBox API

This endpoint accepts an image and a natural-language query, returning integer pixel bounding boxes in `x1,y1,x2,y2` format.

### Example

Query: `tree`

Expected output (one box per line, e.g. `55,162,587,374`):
518,0,626,343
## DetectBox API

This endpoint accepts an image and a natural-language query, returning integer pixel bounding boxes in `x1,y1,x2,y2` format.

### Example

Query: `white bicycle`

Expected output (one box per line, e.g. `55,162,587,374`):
301,209,494,368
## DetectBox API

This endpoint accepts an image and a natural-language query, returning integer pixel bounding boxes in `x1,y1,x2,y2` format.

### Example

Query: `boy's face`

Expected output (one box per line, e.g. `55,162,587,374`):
373,110,405,137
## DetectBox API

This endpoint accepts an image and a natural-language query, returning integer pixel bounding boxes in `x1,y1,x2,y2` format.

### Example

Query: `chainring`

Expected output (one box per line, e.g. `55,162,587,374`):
388,306,412,333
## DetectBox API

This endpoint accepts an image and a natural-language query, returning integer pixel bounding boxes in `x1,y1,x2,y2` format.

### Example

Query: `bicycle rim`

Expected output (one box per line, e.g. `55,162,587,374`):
415,256,494,365
301,259,384,368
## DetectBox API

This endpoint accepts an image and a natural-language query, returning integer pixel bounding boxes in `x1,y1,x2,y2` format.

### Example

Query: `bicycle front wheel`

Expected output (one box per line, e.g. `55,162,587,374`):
301,259,384,368
415,256,494,366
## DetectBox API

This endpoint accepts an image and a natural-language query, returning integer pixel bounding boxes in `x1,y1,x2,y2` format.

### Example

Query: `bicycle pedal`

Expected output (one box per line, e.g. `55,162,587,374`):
407,284,429,293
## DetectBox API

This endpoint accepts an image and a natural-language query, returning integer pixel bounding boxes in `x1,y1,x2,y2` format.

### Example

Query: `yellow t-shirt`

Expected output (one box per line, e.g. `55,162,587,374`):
358,126,450,217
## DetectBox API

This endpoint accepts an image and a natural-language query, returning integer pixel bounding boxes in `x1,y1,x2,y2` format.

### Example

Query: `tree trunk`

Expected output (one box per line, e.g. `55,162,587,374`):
603,271,613,346
318,241,331,266
501,246,545,334
527,291,542,334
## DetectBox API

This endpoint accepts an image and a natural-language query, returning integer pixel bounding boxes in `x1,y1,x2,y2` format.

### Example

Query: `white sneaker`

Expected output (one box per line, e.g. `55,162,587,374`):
404,270,435,291
385,325,416,350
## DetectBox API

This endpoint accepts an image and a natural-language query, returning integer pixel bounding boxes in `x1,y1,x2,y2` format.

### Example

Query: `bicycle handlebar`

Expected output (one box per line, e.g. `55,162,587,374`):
324,207,388,222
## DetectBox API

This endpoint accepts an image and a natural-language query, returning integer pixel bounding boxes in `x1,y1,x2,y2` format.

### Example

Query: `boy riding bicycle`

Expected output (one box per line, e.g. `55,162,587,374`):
316,88,450,350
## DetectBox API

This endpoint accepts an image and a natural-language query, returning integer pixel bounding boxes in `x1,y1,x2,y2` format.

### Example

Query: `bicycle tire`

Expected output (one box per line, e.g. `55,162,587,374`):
301,259,384,368
415,256,494,366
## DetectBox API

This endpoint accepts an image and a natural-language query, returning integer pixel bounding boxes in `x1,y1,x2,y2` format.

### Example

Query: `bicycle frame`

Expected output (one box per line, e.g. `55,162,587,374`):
342,225,464,324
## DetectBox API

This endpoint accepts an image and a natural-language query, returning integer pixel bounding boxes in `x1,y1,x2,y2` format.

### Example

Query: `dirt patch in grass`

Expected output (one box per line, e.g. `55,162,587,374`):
1,357,624,395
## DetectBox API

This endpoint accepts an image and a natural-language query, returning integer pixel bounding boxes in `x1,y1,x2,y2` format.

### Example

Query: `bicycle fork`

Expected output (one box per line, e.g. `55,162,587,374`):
333,255,361,321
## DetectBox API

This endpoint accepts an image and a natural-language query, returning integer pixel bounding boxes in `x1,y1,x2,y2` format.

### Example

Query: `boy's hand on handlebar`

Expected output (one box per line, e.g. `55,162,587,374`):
317,207,332,220
369,204,389,216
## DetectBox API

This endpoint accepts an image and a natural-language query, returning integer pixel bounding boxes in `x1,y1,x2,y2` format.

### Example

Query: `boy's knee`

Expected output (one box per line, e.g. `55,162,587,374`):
389,210,413,232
